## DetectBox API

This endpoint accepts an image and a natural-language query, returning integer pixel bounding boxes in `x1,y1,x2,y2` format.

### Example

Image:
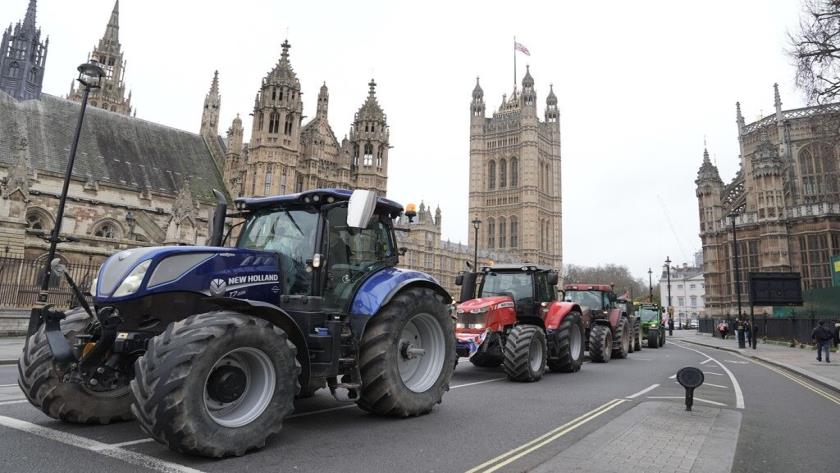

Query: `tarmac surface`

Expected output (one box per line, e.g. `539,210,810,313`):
0,331,837,472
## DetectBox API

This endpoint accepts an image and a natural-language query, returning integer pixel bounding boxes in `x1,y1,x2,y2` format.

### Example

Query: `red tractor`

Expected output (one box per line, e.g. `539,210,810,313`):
453,264,586,382
562,284,635,362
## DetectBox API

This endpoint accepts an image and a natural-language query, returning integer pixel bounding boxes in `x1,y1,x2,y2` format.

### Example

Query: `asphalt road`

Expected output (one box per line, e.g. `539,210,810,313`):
0,335,837,473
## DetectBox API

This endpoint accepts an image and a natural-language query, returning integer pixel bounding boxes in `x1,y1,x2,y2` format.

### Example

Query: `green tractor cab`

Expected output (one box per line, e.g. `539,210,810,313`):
637,303,666,348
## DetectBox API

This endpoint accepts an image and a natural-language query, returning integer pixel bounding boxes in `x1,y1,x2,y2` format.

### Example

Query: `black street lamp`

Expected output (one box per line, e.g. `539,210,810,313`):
728,212,745,348
471,218,481,272
665,256,673,336
31,61,103,330
648,267,653,302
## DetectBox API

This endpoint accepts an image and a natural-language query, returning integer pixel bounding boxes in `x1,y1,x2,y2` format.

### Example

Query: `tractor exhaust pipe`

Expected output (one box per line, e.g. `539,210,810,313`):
208,189,227,247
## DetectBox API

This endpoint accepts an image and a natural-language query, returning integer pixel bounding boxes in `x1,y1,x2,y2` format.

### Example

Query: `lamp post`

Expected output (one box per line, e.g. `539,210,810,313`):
665,256,673,336
648,267,653,302
728,212,745,348
33,61,103,317
471,218,481,272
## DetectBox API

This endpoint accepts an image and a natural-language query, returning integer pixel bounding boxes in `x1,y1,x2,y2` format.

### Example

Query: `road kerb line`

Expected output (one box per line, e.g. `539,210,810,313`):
627,384,659,399
0,414,204,473
673,342,744,409
752,360,840,405
464,399,626,473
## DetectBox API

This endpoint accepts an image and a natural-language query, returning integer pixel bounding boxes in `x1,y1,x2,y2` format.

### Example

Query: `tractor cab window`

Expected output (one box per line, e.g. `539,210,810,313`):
322,205,395,310
534,273,554,302
564,290,604,311
480,272,533,305
639,307,660,322
237,207,319,295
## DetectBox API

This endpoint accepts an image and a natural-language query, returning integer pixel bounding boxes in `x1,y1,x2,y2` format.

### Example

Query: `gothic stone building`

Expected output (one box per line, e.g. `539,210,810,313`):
0,0,47,101
469,67,563,269
696,84,840,317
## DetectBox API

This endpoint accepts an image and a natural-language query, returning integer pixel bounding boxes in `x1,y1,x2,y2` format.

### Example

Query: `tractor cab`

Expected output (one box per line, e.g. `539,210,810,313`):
562,284,617,320
457,264,559,327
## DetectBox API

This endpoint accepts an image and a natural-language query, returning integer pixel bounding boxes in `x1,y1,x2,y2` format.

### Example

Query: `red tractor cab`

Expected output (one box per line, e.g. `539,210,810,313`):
562,284,635,362
454,264,586,382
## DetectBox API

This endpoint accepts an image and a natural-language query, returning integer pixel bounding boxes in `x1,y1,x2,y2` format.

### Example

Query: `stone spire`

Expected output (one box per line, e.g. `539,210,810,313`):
316,82,329,119
545,83,559,124
736,101,745,135
103,1,119,44
696,148,723,186
471,76,485,119
0,0,48,100
773,83,782,120
200,70,221,138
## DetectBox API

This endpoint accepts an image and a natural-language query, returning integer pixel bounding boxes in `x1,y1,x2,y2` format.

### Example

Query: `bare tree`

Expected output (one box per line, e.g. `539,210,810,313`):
790,0,840,104
562,264,648,300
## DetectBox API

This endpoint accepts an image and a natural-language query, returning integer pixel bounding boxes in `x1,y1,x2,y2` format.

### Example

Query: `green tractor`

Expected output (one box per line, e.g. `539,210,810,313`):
637,303,666,348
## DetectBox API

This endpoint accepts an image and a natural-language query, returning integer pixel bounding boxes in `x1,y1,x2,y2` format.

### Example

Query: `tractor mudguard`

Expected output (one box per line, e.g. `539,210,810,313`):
544,302,582,331
607,308,622,328
349,267,451,339
206,297,311,384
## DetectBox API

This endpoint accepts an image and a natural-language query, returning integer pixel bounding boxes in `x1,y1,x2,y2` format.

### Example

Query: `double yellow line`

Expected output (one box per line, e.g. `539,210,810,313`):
753,359,840,405
465,398,627,473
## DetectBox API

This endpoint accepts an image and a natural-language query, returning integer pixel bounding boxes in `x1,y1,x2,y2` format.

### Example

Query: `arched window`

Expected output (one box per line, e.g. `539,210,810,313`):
284,114,294,135
9,62,19,78
352,145,360,168
268,112,279,134
257,112,264,131
799,143,839,202
26,212,46,231
94,222,119,239
280,168,287,194
498,217,506,248
487,218,495,249
510,217,519,247
510,157,518,187
364,143,374,166
488,160,496,190
376,148,384,169
28,68,37,82
264,168,273,195
499,158,507,188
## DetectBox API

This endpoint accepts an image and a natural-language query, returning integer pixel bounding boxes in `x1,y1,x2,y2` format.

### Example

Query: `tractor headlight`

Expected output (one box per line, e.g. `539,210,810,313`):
456,323,466,329
469,307,489,314
113,260,151,297
470,323,485,329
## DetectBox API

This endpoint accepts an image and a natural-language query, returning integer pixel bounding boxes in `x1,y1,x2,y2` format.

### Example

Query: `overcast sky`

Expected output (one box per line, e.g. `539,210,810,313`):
3,0,805,281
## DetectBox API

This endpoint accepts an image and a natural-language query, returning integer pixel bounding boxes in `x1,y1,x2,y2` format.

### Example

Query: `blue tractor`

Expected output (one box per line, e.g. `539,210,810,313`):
18,189,455,457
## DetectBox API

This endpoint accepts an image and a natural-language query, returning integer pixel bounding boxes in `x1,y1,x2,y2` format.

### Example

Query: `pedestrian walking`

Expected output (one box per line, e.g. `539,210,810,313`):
744,320,752,346
812,320,833,363
718,321,729,340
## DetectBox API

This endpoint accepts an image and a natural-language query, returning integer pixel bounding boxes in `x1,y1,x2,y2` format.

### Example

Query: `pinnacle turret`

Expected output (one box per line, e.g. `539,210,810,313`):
522,65,534,88
317,82,329,118
696,147,723,186
472,77,483,100
22,0,37,31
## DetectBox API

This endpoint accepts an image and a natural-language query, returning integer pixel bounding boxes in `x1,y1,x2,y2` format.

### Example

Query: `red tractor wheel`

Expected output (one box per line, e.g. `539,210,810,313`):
503,325,547,382
612,318,631,359
588,324,612,363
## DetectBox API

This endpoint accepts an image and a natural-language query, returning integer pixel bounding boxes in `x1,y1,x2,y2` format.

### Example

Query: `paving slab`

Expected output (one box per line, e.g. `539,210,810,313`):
533,401,741,473
671,331,840,394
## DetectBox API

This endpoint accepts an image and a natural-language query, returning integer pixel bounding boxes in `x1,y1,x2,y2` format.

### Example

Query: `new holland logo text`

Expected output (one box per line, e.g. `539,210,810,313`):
226,274,279,285
206,273,280,296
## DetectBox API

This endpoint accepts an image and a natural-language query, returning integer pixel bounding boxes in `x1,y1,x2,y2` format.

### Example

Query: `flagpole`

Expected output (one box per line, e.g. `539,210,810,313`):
513,36,517,88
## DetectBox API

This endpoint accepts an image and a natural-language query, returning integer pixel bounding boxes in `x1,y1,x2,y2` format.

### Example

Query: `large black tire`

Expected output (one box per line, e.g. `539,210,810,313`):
660,329,666,346
503,325,547,382
627,321,635,354
17,309,134,424
588,324,612,363
131,311,300,458
547,311,584,373
357,287,455,417
469,332,503,368
633,319,642,352
648,330,660,349
612,318,630,359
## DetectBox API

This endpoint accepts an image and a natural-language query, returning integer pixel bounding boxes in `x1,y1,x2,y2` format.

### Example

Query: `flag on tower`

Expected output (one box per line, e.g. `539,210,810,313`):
514,41,531,56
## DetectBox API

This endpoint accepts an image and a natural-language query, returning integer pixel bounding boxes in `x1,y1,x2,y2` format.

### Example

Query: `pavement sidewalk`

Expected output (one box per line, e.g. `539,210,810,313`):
671,330,840,394
534,401,741,473
0,337,24,365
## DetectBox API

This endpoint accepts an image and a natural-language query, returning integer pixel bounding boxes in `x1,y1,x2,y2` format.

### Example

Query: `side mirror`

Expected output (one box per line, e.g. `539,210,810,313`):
455,273,464,286
208,189,227,247
547,271,559,286
458,272,478,302
347,190,377,229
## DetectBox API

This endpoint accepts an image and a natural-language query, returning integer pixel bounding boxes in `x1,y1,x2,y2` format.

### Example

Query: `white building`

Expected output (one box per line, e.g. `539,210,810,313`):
660,263,706,326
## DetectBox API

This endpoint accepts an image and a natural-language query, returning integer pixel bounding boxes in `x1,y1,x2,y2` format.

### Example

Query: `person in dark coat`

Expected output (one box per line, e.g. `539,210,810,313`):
812,320,833,363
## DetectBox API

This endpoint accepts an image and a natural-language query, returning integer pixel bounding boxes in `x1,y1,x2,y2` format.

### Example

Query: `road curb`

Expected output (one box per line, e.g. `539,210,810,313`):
680,339,840,396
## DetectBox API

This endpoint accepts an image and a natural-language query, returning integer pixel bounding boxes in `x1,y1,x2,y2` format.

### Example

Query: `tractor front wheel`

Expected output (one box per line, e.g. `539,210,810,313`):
547,311,584,373
633,319,642,352
131,311,300,457
503,325,547,382
18,309,134,424
357,287,454,417
588,324,612,363
648,330,660,348
613,318,631,359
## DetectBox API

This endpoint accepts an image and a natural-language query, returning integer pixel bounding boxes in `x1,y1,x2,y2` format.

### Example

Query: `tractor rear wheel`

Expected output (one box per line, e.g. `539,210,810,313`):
648,330,660,348
588,324,612,363
469,333,503,367
633,319,642,351
660,330,666,346
131,311,300,457
357,287,454,417
503,325,547,382
628,322,635,354
18,309,134,424
612,318,631,359
547,311,584,373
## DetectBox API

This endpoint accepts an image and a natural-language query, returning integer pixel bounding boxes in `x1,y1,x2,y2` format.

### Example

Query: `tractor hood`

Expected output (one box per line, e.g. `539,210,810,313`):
93,246,280,302
457,296,512,314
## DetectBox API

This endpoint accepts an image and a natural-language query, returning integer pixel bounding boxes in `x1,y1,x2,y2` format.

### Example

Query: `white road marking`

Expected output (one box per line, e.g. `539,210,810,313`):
702,382,729,389
627,384,660,399
646,396,727,407
668,374,677,379
0,383,19,388
724,360,749,364
700,359,712,365
673,342,745,409
451,377,506,389
0,399,27,406
0,415,204,473
703,371,725,376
